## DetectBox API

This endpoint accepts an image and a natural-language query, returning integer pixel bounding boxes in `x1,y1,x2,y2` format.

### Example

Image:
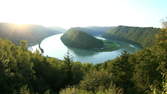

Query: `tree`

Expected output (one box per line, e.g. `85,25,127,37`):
107,51,134,93
63,51,73,84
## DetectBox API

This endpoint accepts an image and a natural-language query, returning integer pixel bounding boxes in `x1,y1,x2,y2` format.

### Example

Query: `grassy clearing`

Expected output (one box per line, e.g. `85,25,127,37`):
95,40,120,52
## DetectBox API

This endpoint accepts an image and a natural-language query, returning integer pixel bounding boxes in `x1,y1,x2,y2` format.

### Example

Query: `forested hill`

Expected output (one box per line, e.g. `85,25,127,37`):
0,23,61,45
69,27,113,36
61,28,104,49
104,26,161,47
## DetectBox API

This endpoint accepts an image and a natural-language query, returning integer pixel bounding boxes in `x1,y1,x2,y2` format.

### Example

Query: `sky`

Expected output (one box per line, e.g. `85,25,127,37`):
0,0,166,29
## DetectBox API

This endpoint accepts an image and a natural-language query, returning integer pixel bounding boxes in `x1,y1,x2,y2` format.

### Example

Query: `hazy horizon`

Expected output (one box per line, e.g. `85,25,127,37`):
0,0,167,29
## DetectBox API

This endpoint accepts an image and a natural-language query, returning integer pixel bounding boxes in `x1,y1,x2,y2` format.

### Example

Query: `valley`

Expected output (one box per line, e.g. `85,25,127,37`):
0,0,167,94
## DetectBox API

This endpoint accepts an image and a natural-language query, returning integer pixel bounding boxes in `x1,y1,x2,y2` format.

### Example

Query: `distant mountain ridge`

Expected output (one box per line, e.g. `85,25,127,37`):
48,26,66,32
68,26,161,48
0,23,62,45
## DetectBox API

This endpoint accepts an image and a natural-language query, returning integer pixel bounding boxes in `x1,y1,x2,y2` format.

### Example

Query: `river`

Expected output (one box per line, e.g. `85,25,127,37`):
29,33,141,64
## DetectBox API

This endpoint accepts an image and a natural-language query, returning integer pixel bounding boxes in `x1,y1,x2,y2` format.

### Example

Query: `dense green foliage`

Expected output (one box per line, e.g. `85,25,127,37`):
0,24,167,94
0,39,93,94
0,23,60,46
61,28,104,49
104,26,161,47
